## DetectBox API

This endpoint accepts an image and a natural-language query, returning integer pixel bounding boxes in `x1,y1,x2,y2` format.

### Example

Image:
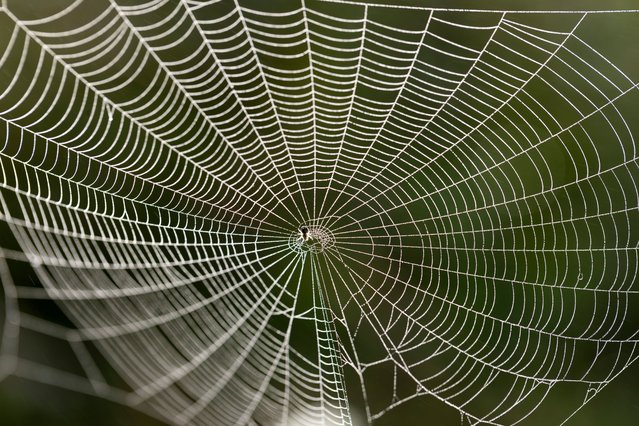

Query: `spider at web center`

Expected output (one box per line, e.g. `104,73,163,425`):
288,223,336,254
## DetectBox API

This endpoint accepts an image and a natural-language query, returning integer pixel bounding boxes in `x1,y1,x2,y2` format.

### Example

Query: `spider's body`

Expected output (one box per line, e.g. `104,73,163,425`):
299,226,311,242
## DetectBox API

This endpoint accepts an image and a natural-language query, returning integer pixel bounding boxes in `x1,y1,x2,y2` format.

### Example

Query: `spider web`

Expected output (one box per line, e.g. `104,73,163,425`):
1,0,638,425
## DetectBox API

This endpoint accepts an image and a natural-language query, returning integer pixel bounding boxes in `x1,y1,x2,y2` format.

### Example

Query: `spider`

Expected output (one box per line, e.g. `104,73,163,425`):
298,226,312,243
